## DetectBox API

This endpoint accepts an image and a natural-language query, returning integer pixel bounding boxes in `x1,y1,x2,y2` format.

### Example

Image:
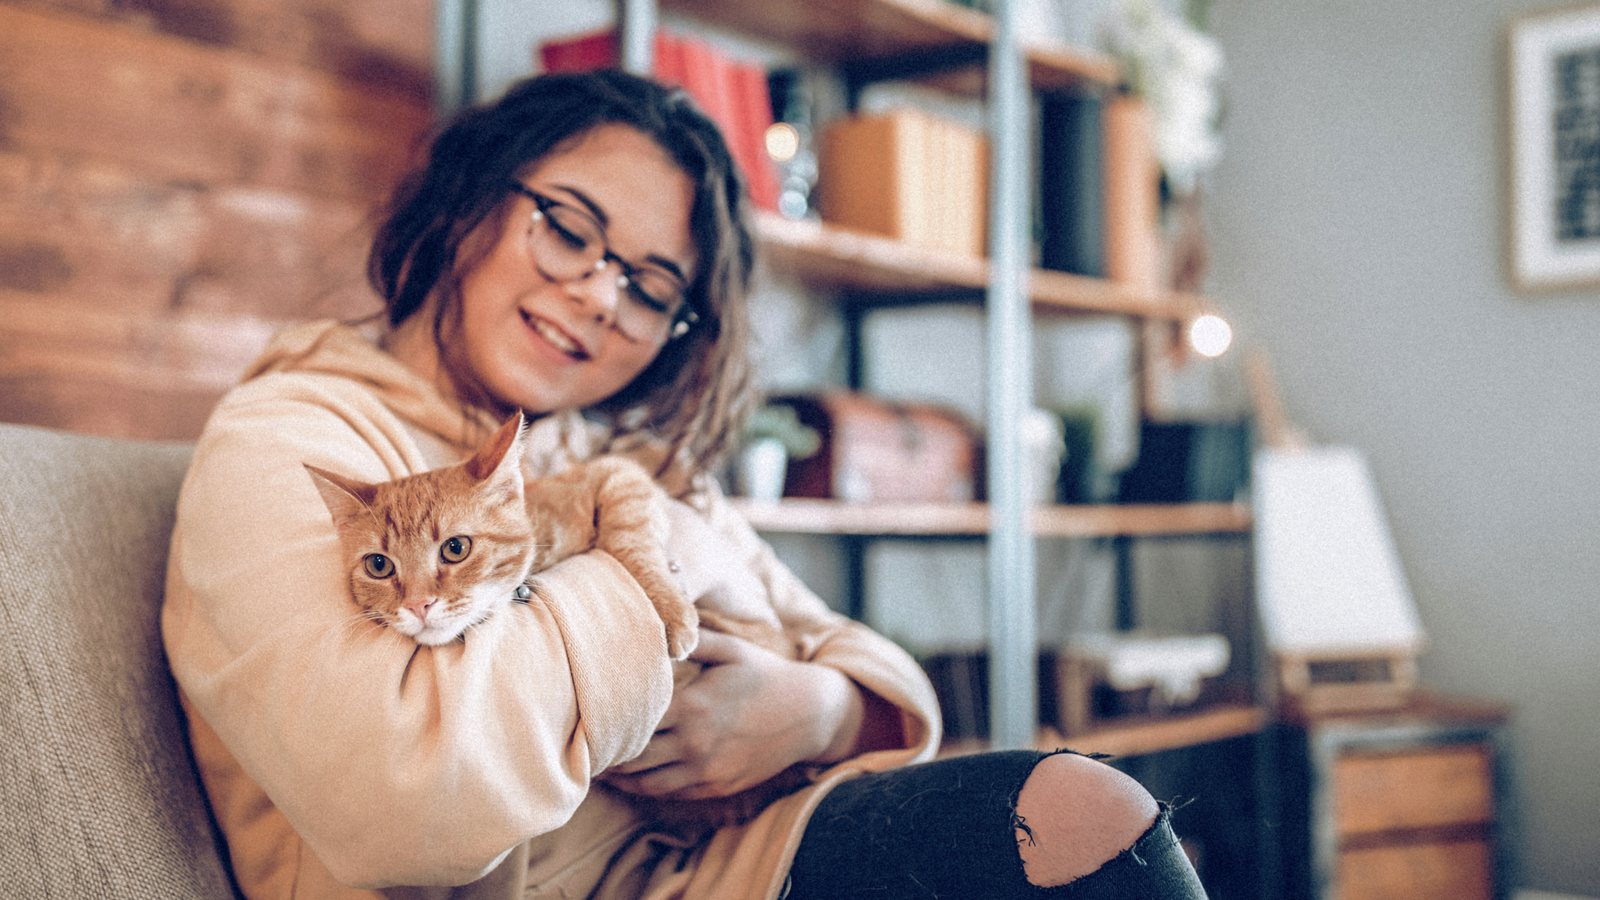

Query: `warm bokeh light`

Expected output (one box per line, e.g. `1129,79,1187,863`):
765,122,800,162
1189,313,1233,357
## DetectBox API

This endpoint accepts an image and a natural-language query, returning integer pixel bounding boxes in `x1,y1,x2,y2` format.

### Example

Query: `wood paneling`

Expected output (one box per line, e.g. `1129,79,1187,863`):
0,0,430,441
0,4,429,201
5,0,431,96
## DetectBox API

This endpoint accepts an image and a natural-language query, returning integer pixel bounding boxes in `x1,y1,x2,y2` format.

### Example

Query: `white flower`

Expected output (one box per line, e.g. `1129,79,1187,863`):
1099,0,1225,195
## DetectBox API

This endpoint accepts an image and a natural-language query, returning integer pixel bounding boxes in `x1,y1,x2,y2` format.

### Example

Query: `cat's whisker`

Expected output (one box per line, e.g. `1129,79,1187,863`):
335,608,388,642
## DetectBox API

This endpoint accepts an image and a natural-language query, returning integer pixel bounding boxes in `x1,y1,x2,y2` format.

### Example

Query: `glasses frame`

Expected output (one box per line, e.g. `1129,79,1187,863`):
508,182,698,343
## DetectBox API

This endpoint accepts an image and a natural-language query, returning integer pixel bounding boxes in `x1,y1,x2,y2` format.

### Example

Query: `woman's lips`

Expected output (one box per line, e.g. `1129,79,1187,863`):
522,310,590,360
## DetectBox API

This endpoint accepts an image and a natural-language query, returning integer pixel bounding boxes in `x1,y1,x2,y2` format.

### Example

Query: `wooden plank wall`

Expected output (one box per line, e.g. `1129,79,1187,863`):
0,0,433,440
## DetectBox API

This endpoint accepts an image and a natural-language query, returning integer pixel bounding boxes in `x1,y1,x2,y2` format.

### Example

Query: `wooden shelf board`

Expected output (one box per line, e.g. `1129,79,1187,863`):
756,213,1199,320
662,0,1118,89
729,498,1251,538
757,212,987,294
1026,42,1122,92
1029,267,1204,320
939,704,1267,759
1032,502,1253,538
1052,703,1268,758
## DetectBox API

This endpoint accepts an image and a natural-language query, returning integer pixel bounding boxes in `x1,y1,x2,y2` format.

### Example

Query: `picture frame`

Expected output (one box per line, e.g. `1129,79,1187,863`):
1508,3,1600,291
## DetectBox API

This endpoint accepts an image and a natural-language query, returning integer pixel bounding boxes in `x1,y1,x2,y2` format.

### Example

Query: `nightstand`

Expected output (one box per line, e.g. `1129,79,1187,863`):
1269,694,1515,900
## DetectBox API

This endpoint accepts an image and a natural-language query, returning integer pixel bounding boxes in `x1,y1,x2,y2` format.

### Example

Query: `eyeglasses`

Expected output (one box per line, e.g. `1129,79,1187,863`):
509,182,697,343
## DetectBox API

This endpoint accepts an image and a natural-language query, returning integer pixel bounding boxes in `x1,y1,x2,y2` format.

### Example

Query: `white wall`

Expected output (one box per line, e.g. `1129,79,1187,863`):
1208,1,1600,893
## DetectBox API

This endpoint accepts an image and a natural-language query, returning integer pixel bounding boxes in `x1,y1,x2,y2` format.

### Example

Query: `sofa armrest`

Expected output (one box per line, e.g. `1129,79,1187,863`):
0,423,236,898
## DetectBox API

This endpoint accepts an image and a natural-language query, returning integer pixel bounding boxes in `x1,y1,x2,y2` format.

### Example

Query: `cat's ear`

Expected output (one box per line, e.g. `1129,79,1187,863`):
303,464,378,525
464,413,526,483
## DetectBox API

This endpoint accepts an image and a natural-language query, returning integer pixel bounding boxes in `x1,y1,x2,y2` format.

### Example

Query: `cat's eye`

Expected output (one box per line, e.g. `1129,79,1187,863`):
440,536,472,564
363,554,395,579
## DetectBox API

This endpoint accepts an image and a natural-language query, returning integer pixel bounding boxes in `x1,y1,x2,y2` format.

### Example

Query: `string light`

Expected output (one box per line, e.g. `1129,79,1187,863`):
1188,313,1233,358
765,122,800,162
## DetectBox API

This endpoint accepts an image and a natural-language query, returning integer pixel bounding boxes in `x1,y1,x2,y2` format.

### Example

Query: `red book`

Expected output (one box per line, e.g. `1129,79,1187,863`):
651,29,685,86
670,35,778,212
672,33,737,139
538,29,618,73
730,61,779,210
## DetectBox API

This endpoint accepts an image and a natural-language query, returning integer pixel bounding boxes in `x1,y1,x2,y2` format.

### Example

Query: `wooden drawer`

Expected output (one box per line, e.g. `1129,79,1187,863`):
1337,838,1492,900
1332,744,1494,835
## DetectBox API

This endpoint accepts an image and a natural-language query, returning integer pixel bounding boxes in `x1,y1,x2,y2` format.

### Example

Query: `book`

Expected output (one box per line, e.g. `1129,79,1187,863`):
537,29,618,73
729,60,779,210
818,107,987,257
1116,419,1251,504
1101,94,1164,292
1038,91,1104,276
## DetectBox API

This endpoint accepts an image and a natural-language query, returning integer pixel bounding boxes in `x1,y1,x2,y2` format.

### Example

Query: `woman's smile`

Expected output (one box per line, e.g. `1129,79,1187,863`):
521,308,590,360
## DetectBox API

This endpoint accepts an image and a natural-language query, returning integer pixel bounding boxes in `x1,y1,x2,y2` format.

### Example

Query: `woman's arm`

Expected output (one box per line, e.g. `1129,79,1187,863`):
163,382,675,887
603,484,941,800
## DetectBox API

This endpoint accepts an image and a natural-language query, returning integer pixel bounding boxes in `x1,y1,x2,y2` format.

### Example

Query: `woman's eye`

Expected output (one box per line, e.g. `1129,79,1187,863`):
546,213,593,251
363,554,394,579
440,536,472,564
625,282,671,315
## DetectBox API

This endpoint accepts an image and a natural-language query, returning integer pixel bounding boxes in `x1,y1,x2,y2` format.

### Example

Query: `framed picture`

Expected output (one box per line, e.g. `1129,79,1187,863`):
1509,4,1600,291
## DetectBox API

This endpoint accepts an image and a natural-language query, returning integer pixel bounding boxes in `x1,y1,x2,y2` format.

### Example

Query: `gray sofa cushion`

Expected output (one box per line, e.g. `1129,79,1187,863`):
0,423,236,898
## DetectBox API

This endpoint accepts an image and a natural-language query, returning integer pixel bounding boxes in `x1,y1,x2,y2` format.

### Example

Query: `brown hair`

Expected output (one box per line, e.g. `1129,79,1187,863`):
368,70,757,482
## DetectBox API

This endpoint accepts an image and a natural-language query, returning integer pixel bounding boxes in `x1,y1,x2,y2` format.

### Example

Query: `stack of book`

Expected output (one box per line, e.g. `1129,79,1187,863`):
539,29,780,211
817,107,989,258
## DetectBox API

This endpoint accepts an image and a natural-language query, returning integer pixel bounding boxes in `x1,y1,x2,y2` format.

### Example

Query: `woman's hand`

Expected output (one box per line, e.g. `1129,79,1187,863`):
603,629,866,800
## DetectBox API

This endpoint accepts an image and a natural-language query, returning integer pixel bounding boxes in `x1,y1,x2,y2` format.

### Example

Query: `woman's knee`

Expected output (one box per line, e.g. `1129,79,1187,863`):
1013,752,1160,888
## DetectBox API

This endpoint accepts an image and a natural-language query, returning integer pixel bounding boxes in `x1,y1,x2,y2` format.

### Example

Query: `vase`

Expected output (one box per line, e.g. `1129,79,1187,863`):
736,438,789,502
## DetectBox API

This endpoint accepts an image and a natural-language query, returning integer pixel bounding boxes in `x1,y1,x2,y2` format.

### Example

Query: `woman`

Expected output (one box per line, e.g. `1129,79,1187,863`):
162,70,1204,900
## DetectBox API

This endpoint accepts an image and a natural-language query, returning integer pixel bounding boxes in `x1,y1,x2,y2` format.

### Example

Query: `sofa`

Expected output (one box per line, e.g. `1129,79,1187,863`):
0,422,238,898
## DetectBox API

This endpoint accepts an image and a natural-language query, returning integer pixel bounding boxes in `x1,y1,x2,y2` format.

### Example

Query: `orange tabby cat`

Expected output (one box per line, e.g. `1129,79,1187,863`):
307,413,807,829
305,413,698,658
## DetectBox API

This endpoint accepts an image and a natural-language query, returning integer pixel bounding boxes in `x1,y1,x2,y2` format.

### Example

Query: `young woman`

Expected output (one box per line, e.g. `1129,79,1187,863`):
162,70,1205,900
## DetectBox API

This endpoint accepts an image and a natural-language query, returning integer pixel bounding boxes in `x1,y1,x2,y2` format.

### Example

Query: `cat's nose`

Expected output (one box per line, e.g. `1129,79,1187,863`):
403,598,436,622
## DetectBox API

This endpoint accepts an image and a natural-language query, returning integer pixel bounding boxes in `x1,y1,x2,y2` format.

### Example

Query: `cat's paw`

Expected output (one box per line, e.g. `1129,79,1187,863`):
661,601,700,661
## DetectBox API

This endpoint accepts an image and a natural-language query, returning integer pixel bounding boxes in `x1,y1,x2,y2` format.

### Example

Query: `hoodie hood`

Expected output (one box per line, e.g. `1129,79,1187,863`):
241,319,609,474
240,319,509,455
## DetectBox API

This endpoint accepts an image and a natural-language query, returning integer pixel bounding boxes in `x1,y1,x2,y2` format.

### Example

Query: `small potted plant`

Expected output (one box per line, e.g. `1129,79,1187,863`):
737,403,821,502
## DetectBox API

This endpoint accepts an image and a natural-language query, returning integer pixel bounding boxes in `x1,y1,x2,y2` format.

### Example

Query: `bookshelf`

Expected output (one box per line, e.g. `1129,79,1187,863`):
613,0,1259,756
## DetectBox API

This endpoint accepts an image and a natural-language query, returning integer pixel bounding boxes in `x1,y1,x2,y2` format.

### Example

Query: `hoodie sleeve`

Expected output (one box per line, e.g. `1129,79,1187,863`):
695,486,943,766
161,378,674,889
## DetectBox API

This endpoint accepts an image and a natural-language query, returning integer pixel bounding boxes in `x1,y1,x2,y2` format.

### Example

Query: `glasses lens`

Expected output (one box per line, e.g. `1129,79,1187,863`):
533,203,604,280
616,272,689,342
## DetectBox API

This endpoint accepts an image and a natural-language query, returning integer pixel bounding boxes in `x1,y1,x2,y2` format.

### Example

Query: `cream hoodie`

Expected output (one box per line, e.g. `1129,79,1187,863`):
162,321,940,900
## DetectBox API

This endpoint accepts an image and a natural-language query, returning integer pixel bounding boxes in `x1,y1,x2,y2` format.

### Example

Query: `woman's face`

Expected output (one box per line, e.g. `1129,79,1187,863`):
447,123,698,415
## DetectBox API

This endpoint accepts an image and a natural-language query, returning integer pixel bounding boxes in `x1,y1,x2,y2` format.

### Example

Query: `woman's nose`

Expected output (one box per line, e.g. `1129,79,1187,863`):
565,258,625,324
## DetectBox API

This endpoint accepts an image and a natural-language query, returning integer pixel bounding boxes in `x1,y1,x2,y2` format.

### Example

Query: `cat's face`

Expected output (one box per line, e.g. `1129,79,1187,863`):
306,415,534,645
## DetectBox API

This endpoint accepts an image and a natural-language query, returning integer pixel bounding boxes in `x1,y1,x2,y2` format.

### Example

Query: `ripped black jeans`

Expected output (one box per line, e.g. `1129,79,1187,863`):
784,750,1208,899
